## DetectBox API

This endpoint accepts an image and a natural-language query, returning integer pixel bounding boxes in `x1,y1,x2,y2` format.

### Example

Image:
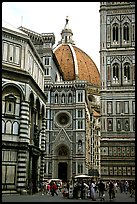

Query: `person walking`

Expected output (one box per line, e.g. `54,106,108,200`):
108,180,114,201
90,180,96,201
98,179,106,201
50,181,58,196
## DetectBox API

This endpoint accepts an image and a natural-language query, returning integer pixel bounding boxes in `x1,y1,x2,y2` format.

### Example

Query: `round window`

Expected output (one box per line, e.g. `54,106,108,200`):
55,111,71,127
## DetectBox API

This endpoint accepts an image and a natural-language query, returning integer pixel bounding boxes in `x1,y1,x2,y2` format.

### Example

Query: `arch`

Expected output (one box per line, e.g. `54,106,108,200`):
55,93,58,103
61,93,65,103
123,22,129,41
123,62,130,81
68,92,72,103
112,63,119,81
112,23,119,42
55,144,70,156
2,83,25,101
29,92,34,107
41,104,45,118
36,98,41,113
5,120,12,134
13,121,19,135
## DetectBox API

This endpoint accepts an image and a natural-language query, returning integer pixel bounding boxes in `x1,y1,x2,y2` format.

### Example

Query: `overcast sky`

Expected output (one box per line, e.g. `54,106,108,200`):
2,2,100,71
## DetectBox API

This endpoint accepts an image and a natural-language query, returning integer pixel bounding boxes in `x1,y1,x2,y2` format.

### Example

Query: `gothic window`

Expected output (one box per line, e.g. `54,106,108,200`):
107,101,112,114
55,93,58,103
125,119,129,131
113,63,119,82
112,24,119,42
5,120,12,134
68,93,72,103
117,119,121,131
12,121,19,135
61,93,65,103
107,119,113,131
5,94,16,116
123,63,130,81
123,23,129,42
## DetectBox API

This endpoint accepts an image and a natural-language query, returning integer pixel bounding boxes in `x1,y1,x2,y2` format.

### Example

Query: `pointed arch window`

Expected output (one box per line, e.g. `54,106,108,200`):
61,93,65,103
123,23,129,42
113,63,119,82
124,63,130,81
13,121,19,135
6,120,12,134
78,140,82,153
112,24,119,42
55,93,58,103
68,93,72,103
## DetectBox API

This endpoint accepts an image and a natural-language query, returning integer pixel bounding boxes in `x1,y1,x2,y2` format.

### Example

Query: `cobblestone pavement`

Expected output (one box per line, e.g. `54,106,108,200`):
2,189,135,202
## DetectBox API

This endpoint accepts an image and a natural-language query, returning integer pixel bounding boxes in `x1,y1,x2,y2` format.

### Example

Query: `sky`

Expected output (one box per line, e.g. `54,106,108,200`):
2,2,100,71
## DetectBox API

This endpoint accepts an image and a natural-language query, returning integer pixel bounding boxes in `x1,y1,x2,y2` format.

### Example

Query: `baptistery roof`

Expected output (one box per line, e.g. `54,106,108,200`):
54,17,100,87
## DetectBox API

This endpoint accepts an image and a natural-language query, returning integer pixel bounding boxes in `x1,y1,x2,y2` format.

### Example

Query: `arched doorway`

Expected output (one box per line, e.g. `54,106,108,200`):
58,162,67,182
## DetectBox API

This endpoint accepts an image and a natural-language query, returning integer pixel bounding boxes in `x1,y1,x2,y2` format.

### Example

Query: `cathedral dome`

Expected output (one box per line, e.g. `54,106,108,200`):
54,17,100,87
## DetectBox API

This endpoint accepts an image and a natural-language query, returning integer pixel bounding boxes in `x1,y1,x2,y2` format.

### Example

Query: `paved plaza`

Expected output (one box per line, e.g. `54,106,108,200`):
2,189,135,202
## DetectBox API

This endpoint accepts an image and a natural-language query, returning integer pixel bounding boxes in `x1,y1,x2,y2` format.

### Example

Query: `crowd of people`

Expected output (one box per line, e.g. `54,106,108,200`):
28,178,135,201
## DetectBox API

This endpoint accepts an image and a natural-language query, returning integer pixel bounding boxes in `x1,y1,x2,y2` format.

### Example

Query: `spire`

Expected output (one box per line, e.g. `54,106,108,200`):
58,16,75,45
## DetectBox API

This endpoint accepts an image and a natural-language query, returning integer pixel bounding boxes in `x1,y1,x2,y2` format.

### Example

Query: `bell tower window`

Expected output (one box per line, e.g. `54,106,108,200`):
113,24,119,42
